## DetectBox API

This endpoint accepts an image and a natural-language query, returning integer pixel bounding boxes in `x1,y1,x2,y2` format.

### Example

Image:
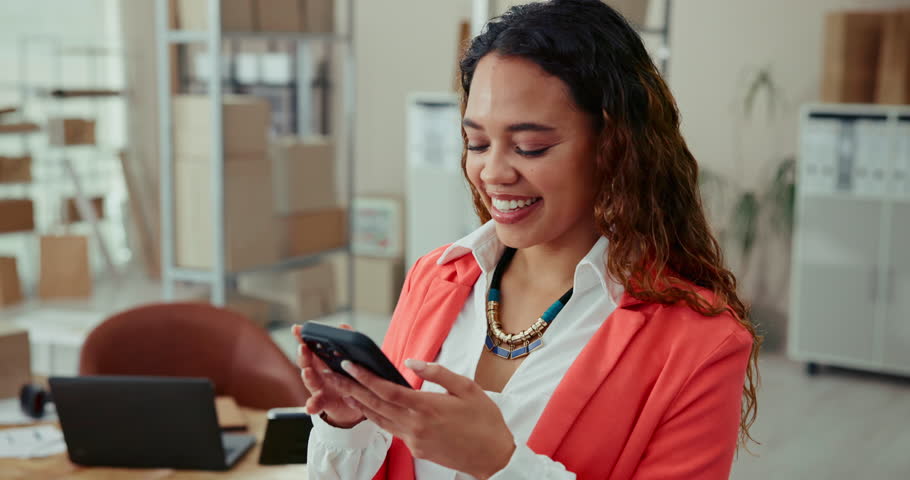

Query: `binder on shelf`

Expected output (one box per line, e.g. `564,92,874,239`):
896,121,910,198
800,118,841,195
853,119,889,197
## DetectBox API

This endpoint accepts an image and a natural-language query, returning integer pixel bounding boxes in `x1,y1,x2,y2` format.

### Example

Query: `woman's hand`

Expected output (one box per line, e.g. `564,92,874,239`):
291,324,365,428
337,358,516,480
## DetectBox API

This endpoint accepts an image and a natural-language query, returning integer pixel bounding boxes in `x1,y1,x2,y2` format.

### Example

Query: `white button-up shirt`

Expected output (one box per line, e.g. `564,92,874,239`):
307,221,620,480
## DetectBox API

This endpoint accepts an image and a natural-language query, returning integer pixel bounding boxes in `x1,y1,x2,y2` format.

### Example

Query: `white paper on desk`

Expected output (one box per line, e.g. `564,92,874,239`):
0,425,66,458
0,397,57,426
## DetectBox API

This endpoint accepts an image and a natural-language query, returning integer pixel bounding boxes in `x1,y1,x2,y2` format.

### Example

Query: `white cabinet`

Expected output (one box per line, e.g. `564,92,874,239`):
883,204,910,370
789,104,910,376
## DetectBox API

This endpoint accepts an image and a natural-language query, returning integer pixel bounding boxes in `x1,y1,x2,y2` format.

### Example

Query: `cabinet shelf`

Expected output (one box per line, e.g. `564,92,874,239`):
171,246,350,283
790,103,910,378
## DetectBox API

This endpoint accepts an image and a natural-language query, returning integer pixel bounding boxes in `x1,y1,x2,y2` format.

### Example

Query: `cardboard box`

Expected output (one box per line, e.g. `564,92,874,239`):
177,0,255,32
605,0,650,27
271,136,336,214
281,208,347,257
0,156,31,183
0,199,34,234
194,290,278,328
48,118,96,146
176,157,281,271
173,95,271,158
304,0,334,33
252,0,333,33
0,324,30,398
330,254,404,314
0,256,24,306
238,261,334,302
352,256,404,315
63,196,105,224
237,261,335,322
875,10,910,104
821,11,886,103
254,0,304,32
38,235,92,299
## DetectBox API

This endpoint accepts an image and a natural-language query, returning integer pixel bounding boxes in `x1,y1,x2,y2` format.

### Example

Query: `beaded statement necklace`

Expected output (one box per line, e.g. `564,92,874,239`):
484,247,574,360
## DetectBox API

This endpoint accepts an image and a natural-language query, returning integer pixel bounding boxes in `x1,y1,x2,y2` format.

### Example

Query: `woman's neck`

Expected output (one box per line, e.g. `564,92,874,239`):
507,225,600,293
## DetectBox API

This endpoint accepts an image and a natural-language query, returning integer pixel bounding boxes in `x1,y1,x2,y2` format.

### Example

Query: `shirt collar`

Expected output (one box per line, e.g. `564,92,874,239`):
437,221,621,307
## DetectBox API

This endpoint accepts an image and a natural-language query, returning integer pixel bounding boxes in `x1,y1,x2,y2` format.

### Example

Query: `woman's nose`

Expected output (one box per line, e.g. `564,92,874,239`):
479,146,519,186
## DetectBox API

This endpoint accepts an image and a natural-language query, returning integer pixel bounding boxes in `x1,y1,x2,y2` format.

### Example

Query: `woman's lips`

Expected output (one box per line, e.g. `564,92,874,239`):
488,197,543,225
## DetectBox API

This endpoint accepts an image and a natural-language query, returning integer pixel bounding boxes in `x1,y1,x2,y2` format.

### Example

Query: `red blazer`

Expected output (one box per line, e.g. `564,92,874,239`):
372,245,752,480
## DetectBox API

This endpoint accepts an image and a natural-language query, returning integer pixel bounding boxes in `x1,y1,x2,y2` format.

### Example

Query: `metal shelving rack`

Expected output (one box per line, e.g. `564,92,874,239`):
155,0,356,311
1,36,128,290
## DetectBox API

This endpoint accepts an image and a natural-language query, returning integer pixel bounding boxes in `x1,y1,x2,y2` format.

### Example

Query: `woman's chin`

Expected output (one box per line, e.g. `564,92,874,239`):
493,223,544,250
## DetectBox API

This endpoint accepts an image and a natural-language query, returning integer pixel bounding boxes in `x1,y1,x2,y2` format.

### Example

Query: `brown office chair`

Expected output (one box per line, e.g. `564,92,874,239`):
79,302,309,410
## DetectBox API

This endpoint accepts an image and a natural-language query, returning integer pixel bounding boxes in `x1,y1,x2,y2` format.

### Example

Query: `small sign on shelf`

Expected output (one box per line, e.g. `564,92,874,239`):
352,196,403,259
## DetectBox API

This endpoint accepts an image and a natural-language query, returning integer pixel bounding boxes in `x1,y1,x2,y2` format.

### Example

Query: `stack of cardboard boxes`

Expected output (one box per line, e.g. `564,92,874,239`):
173,94,280,271
173,93,349,324
177,0,334,33
237,136,344,322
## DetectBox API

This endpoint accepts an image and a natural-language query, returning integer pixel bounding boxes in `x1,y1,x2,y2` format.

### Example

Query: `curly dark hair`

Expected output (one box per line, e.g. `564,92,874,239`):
459,0,760,449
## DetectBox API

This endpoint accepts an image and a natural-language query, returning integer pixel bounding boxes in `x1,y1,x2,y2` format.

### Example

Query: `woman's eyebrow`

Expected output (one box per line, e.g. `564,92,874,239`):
507,122,556,132
462,118,556,133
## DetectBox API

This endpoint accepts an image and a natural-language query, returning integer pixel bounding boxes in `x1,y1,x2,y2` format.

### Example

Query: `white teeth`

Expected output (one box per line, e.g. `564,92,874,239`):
492,197,540,212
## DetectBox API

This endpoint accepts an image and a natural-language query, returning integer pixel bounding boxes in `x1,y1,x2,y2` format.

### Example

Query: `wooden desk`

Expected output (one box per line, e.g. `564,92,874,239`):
0,408,308,479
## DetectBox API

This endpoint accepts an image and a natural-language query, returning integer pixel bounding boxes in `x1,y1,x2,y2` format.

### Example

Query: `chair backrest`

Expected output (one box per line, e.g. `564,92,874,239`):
79,302,309,409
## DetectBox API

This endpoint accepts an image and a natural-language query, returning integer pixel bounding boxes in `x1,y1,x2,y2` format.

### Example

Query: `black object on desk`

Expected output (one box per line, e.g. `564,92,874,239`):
258,407,313,465
49,376,256,471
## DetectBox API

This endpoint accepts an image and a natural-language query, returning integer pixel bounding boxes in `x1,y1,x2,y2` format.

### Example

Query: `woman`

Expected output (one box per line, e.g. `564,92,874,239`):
293,1,760,478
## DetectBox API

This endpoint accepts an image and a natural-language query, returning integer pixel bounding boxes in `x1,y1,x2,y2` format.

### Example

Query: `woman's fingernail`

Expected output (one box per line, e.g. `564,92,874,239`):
341,360,356,375
297,344,303,356
404,359,427,371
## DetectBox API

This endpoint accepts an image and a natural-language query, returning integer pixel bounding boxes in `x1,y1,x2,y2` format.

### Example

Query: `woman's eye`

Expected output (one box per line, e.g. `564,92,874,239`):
515,146,551,157
466,144,489,152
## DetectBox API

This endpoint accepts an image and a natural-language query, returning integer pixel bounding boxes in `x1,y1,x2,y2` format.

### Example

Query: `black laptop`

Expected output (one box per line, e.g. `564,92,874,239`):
49,376,256,471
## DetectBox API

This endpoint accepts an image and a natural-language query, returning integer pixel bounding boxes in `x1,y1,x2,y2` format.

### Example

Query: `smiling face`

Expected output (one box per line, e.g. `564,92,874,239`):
463,54,600,251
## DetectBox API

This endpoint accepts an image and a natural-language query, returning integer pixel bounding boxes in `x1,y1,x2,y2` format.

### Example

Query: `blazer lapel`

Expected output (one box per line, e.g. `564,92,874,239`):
527,291,647,456
396,255,481,389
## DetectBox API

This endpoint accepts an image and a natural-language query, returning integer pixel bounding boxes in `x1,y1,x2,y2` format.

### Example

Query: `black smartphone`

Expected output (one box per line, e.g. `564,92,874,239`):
300,323,412,388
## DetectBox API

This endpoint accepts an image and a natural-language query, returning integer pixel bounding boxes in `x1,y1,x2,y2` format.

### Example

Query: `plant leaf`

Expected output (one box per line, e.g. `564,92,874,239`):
731,192,760,258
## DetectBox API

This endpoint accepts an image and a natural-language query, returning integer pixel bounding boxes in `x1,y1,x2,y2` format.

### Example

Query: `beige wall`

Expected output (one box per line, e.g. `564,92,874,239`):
353,0,472,195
